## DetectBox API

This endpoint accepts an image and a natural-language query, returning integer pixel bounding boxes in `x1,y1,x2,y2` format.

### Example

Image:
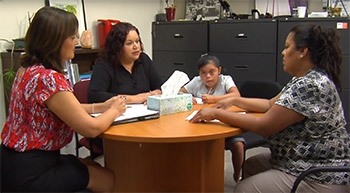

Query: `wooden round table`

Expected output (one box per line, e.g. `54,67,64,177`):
102,105,247,192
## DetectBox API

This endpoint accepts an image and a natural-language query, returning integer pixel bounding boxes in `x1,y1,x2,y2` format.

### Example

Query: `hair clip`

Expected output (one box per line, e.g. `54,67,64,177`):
200,53,208,57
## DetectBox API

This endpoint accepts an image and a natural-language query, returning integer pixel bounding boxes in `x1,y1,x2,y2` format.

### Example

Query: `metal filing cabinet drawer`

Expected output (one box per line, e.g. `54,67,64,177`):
152,21,208,52
211,52,276,87
152,21,208,84
209,20,278,88
153,51,204,83
209,19,277,53
276,18,350,87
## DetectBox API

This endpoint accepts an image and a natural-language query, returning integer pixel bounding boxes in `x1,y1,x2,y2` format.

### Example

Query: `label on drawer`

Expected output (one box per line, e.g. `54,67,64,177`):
336,22,348,29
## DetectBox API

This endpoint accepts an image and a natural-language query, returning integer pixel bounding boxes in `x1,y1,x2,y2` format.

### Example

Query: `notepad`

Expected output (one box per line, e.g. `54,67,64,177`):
91,104,159,125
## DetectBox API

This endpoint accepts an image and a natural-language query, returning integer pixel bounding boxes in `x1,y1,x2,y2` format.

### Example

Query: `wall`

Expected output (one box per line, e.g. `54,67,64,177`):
174,0,325,19
0,0,164,54
0,1,45,129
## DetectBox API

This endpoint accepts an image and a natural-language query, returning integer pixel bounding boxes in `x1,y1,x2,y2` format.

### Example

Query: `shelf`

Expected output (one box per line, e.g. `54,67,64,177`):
1,48,102,74
74,48,103,54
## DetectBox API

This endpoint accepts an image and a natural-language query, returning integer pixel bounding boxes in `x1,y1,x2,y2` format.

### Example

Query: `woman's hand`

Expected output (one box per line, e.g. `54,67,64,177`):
149,90,161,96
212,97,235,110
143,89,162,105
105,96,126,114
104,96,117,107
189,108,218,123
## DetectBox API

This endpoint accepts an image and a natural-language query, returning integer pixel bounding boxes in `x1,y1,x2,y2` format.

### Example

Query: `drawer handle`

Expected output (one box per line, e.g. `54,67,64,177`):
173,62,184,65
235,33,248,39
235,65,248,70
173,34,184,38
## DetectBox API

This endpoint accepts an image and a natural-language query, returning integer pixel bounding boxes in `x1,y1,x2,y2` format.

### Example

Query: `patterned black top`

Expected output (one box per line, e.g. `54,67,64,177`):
270,68,349,185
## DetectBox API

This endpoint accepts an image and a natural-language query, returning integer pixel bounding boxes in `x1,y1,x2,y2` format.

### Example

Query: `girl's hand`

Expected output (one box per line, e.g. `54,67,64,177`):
201,94,214,104
192,97,197,105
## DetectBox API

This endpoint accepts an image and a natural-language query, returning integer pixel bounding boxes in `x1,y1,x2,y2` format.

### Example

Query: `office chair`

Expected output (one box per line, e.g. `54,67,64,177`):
290,166,350,193
239,80,283,178
239,80,283,149
73,80,103,160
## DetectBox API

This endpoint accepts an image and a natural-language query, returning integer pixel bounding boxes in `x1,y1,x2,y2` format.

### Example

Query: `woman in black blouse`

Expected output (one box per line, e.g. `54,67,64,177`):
88,22,162,104
87,22,162,151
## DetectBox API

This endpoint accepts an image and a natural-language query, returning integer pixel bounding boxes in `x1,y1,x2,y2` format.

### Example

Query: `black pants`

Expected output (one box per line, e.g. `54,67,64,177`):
1,145,89,192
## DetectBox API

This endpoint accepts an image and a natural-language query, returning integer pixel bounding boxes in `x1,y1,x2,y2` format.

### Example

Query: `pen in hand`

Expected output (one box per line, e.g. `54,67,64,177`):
207,88,213,95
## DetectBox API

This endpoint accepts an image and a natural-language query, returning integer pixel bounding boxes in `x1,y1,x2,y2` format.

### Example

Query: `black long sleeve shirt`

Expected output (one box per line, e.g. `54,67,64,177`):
87,52,162,103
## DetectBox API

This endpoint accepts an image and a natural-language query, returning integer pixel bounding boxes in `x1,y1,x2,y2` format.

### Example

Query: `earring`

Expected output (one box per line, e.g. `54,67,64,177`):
300,54,304,58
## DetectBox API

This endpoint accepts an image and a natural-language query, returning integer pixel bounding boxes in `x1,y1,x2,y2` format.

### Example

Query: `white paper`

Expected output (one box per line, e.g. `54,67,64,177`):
185,110,246,122
195,97,203,104
161,70,190,96
185,110,198,121
184,110,220,122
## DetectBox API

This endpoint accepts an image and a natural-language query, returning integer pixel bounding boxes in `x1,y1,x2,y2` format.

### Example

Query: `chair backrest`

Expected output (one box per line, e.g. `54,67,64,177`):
73,80,90,103
239,80,282,99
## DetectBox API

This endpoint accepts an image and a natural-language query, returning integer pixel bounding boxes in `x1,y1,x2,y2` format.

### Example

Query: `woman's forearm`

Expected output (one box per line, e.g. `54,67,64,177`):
232,97,271,113
82,103,108,114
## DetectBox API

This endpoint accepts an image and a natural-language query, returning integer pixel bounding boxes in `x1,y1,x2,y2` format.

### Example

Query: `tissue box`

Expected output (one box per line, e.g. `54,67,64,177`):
147,93,193,116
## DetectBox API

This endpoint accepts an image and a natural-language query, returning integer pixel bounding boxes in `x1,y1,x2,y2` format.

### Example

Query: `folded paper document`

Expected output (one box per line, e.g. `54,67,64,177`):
91,104,159,125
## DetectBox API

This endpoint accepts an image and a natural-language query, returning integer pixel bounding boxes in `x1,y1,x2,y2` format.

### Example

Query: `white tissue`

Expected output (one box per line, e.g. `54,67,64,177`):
161,70,190,96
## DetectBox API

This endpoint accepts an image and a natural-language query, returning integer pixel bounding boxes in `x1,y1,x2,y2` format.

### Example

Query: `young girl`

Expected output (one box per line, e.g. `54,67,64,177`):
179,54,240,104
179,54,244,182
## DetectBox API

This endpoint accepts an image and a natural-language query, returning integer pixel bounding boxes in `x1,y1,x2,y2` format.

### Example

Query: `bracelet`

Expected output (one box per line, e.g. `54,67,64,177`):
92,103,95,113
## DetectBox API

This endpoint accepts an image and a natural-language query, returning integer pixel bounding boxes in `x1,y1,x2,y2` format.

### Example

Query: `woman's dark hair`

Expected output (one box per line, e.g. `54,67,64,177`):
21,6,78,73
290,24,342,90
100,22,144,65
197,54,221,70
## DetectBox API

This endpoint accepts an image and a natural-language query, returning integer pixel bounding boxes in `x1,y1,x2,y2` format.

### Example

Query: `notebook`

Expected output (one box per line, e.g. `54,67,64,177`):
91,104,159,125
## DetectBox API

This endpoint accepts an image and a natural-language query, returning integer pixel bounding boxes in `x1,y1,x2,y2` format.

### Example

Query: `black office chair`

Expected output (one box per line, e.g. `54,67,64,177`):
239,80,283,178
73,80,103,160
290,166,350,193
239,80,283,149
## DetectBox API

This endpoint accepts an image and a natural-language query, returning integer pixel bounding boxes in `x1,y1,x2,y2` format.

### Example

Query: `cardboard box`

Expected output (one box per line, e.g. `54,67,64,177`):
147,93,193,116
